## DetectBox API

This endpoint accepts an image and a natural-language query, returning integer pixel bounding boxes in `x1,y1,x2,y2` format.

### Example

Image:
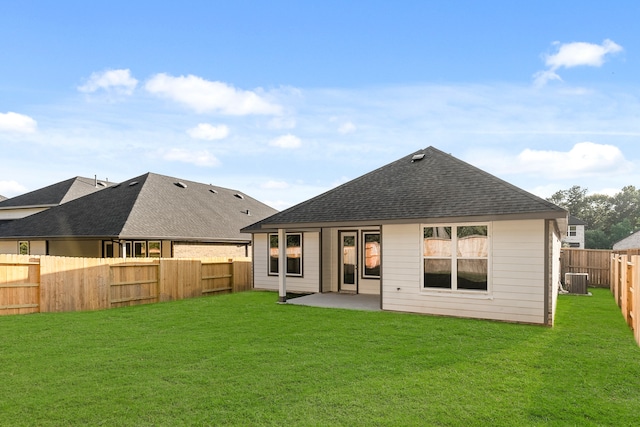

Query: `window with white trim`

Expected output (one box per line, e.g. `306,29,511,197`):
362,231,381,278
423,225,489,291
19,241,29,255
568,225,577,237
268,233,303,276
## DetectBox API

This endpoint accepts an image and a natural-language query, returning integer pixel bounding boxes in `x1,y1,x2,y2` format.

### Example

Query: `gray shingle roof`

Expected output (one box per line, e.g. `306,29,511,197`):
0,173,277,242
568,215,587,226
0,176,111,209
244,146,566,231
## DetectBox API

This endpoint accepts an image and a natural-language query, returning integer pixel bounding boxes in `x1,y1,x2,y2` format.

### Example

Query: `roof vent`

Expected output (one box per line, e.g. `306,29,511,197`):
112,183,121,189
245,209,251,216
411,153,425,162
234,193,244,199
128,181,139,187
174,182,187,189
209,189,218,194
97,181,107,187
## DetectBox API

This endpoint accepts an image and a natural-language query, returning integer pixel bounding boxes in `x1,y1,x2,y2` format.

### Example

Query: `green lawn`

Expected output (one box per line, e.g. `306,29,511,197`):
2,288,640,426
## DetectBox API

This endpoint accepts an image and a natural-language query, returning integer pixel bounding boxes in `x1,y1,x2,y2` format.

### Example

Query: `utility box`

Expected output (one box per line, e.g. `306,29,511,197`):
564,273,589,294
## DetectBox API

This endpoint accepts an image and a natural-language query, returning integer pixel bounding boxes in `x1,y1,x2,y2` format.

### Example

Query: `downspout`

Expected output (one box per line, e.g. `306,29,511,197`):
379,224,383,310
278,228,287,303
543,220,550,326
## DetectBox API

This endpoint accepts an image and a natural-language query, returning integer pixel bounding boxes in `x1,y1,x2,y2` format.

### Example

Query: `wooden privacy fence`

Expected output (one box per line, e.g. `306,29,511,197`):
0,254,252,316
561,248,611,287
610,254,640,346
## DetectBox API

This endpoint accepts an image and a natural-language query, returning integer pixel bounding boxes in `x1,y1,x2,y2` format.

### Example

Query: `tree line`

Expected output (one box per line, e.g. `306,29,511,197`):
547,185,640,249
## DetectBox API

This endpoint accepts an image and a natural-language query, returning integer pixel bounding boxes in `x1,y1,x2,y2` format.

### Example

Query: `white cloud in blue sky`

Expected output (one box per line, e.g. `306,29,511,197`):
145,74,282,115
160,148,220,167
78,69,138,95
534,39,623,87
269,134,302,149
187,123,230,140
0,112,37,133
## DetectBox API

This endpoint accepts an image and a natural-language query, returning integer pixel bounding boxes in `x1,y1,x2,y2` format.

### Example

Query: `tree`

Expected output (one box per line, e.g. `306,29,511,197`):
548,185,640,249
548,185,588,215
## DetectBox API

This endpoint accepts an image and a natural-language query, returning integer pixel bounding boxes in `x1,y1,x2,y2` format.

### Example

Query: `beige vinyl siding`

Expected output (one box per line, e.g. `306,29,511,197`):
253,231,320,293
0,241,17,254
321,228,338,292
48,240,101,257
0,240,46,255
382,220,548,324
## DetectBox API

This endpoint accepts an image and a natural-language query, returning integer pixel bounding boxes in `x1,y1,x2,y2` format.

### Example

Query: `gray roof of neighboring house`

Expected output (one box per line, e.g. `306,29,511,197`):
568,215,587,226
0,173,278,243
244,146,567,231
612,230,640,251
0,176,112,209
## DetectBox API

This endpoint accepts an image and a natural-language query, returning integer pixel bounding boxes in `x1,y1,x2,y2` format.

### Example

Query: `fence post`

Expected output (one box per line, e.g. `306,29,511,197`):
634,256,640,346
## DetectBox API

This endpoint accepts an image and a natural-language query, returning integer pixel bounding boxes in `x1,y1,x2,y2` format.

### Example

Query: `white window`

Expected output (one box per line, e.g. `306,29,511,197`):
423,225,489,291
568,226,577,237
268,233,303,276
19,241,29,255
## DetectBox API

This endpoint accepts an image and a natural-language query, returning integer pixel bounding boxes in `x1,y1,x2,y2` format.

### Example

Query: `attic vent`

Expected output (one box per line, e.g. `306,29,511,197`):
209,189,218,194
97,181,107,187
234,193,244,199
245,209,251,216
128,181,139,187
112,184,121,188
174,182,187,189
411,153,425,162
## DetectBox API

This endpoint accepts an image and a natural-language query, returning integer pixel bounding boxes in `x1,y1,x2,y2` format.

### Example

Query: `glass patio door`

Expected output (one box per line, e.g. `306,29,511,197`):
340,231,358,292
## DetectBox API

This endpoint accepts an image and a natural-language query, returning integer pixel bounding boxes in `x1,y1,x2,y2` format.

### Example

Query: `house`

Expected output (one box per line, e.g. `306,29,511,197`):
242,146,568,325
563,215,587,248
0,172,277,258
0,176,113,224
613,230,640,251
0,195,7,202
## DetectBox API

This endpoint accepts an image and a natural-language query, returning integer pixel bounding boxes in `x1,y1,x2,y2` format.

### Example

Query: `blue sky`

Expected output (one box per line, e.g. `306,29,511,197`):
1,1,639,209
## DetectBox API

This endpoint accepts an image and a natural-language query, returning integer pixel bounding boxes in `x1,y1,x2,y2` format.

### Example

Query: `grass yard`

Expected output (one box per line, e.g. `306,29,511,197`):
2,288,640,426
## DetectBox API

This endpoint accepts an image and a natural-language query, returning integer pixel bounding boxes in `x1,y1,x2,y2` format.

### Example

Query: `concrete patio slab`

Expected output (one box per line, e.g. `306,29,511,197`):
285,293,381,311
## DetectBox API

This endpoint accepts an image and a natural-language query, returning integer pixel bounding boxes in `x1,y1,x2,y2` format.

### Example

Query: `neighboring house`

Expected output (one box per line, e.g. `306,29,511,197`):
0,195,7,202
613,230,640,251
563,215,587,248
242,146,568,325
0,176,112,223
0,173,277,258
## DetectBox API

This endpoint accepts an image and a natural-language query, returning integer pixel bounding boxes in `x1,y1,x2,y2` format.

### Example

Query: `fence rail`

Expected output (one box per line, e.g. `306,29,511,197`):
610,254,640,346
0,255,252,316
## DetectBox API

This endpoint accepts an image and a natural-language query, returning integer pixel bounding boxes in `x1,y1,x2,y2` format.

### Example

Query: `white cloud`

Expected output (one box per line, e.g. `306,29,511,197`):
145,73,282,115
0,180,28,197
267,116,296,130
186,123,229,140
78,69,138,95
269,134,301,148
484,142,633,179
338,121,356,134
161,148,220,167
0,112,37,133
261,180,289,189
534,39,623,86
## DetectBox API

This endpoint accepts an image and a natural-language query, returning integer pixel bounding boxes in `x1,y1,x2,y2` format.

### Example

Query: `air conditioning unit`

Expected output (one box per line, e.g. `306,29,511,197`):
564,273,588,294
